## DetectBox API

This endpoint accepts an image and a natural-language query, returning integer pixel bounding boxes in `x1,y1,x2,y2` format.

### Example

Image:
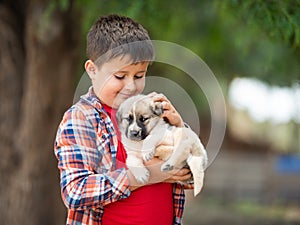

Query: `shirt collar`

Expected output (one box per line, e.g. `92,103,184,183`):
80,86,104,111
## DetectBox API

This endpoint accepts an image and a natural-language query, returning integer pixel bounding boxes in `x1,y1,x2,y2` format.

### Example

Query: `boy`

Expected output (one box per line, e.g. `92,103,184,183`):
54,14,192,225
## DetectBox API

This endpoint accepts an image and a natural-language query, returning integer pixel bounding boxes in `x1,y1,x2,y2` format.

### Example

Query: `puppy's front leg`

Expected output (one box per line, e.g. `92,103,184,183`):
142,142,155,162
126,153,150,184
142,133,163,161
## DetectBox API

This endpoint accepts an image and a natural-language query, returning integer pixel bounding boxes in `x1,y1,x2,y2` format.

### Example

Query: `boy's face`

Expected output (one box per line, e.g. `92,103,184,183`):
85,56,149,109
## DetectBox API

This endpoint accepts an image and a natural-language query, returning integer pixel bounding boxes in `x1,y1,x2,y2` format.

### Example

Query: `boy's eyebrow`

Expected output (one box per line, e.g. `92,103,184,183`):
114,70,148,73
136,70,148,73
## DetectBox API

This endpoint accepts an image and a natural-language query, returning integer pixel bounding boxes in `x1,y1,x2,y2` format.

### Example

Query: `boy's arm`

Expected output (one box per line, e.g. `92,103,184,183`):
54,108,131,210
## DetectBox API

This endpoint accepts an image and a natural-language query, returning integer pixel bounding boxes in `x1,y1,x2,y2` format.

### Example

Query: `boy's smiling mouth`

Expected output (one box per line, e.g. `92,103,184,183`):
118,92,136,98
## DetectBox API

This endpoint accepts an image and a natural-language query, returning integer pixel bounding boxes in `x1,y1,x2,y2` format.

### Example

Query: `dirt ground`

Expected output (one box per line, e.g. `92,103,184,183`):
183,193,300,225
181,146,300,225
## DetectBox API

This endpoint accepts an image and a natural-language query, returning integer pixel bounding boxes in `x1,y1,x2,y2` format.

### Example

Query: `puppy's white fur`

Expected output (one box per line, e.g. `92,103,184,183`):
116,94,208,196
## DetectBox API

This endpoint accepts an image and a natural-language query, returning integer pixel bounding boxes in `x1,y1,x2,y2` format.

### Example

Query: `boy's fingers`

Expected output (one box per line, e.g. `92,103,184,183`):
161,101,173,111
147,92,157,97
163,167,192,183
171,173,192,182
167,168,191,176
151,93,169,102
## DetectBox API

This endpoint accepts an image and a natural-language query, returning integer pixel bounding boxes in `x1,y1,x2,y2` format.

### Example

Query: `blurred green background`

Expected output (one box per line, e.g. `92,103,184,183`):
0,0,299,224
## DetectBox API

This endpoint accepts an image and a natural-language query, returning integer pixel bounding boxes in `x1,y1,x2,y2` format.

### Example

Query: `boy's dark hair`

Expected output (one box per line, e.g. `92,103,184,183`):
87,14,154,65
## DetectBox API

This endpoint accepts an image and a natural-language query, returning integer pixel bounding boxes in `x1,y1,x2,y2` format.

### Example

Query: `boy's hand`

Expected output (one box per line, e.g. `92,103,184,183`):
144,157,191,184
148,92,184,127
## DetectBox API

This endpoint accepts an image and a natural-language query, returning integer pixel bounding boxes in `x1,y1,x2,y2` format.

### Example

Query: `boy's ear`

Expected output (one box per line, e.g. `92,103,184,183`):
85,60,97,79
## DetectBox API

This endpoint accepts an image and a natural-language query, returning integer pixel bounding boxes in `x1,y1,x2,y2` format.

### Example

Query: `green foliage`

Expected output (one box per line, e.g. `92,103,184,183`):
222,0,300,49
217,0,300,86
71,0,300,88
46,0,71,13
58,0,70,11
74,0,150,35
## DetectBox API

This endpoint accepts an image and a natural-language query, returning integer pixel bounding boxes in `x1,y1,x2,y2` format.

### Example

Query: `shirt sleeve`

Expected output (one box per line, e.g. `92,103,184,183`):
182,182,194,190
54,107,131,210
172,183,185,225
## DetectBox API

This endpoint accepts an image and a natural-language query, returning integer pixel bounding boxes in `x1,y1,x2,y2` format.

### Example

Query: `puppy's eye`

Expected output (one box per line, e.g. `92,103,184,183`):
126,115,133,122
139,116,149,123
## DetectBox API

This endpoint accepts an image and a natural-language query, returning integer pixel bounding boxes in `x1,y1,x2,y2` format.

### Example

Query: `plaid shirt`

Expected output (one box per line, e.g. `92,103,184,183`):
54,87,187,225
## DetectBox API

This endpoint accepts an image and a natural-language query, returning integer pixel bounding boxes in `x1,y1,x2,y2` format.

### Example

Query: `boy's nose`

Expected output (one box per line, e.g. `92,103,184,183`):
124,80,137,92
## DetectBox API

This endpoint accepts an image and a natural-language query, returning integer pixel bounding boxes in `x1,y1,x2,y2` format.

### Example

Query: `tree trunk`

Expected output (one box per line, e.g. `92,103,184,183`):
0,0,26,221
0,1,81,224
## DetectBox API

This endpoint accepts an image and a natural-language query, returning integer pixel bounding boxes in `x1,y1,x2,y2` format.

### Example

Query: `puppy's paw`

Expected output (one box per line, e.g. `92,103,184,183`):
143,151,155,161
161,162,174,172
131,167,150,184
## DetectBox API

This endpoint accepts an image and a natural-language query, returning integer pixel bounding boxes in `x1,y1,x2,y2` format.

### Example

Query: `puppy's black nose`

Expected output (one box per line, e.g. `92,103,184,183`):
130,130,139,137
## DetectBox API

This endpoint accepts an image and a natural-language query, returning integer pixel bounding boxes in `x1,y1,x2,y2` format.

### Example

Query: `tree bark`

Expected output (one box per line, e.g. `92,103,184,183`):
0,1,81,224
0,0,25,220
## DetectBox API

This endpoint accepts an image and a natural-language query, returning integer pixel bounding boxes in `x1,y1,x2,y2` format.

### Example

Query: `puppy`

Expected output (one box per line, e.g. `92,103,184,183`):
116,94,208,196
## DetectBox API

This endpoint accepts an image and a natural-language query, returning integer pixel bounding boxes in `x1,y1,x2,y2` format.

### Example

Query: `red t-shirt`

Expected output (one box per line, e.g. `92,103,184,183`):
102,104,173,225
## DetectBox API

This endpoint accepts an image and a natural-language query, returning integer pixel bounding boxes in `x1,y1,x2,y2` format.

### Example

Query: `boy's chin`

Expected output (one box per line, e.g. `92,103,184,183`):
112,97,129,109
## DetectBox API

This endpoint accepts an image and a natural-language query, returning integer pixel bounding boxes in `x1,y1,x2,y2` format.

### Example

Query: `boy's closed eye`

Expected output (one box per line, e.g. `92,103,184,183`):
113,72,126,80
114,74,125,80
134,73,146,79
113,73,146,80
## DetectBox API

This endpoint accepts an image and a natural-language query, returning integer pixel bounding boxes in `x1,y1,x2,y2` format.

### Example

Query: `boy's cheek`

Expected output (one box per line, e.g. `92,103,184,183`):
136,80,145,93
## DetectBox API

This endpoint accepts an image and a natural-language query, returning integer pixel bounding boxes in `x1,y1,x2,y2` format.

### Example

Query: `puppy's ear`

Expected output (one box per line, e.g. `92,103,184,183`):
116,108,122,124
152,102,163,116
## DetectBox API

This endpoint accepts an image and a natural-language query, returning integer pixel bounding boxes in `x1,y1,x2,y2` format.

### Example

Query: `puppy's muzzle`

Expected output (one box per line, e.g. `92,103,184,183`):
127,128,144,141
128,129,142,139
